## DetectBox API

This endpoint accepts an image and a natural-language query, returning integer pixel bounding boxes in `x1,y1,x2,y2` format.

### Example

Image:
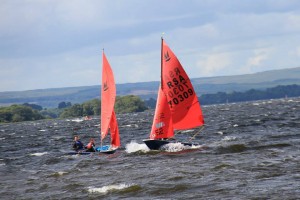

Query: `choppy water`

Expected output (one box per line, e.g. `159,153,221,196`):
0,98,300,199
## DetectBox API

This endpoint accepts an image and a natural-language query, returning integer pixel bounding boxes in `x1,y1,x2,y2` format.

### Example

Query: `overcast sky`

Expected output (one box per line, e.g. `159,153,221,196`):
1,0,300,92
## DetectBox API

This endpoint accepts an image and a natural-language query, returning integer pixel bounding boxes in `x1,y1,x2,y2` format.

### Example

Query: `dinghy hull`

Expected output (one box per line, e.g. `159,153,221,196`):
67,151,92,155
143,139,200,150
95,145,118,154
143,139,170,150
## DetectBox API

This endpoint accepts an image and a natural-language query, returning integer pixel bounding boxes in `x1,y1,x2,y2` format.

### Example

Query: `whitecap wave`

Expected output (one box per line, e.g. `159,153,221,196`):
88,183,132,194
162,142,185,152
217,131,224,135
30,152,48,156
125,141,149,153
71,118,83,122
181,130,194,133
162,142,203,152
222,136,237,141
57,171,68,176
0,159,5,167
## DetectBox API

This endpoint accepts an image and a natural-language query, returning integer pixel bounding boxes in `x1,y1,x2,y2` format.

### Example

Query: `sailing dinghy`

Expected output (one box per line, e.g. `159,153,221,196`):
95,51,120,154
143,38,204,150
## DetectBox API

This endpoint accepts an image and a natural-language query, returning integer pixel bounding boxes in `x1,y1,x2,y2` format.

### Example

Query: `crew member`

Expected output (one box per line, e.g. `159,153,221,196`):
72,135,84,151
85,138,96,152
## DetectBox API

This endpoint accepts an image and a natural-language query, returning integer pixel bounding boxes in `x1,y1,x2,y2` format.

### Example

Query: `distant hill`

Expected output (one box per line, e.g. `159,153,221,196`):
193,66,300,94
1,67,300,108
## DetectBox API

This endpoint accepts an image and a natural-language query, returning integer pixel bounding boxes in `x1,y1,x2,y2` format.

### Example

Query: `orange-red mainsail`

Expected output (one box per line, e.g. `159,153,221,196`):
161,39,204,130
100,52,120,147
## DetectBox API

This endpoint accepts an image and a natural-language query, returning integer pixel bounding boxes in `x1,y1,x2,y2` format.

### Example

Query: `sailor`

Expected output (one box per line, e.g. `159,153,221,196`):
85,138,96,152
72,135,84,151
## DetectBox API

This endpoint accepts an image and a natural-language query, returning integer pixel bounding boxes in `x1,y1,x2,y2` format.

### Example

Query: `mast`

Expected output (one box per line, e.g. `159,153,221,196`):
101,48,104,149
161,37,163,90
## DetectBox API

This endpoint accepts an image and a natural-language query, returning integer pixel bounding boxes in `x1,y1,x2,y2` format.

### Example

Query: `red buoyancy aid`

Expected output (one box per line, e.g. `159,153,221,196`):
86,142,94,149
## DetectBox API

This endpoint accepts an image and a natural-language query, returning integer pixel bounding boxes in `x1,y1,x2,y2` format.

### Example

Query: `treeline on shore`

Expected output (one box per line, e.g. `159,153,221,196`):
0,95,147,123
1,84,300,123
198,84,300,105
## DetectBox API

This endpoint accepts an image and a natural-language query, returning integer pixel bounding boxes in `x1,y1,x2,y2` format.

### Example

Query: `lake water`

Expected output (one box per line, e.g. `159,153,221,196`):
0,98,300,199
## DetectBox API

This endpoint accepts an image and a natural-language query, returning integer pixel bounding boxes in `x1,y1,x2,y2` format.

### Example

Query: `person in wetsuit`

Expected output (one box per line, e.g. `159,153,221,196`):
72,135,84,151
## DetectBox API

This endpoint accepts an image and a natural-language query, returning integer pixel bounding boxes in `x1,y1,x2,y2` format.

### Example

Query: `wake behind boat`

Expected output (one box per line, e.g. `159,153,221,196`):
143,38,205,150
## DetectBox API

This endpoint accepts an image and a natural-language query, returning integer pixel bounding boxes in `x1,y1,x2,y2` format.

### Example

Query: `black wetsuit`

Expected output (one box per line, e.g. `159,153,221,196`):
73,140,84,151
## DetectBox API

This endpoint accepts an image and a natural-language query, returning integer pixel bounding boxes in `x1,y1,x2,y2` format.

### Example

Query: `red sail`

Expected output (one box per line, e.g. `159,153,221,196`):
150,86,174,139
109,111,120,147
101,52,117,141
161,40,204,130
